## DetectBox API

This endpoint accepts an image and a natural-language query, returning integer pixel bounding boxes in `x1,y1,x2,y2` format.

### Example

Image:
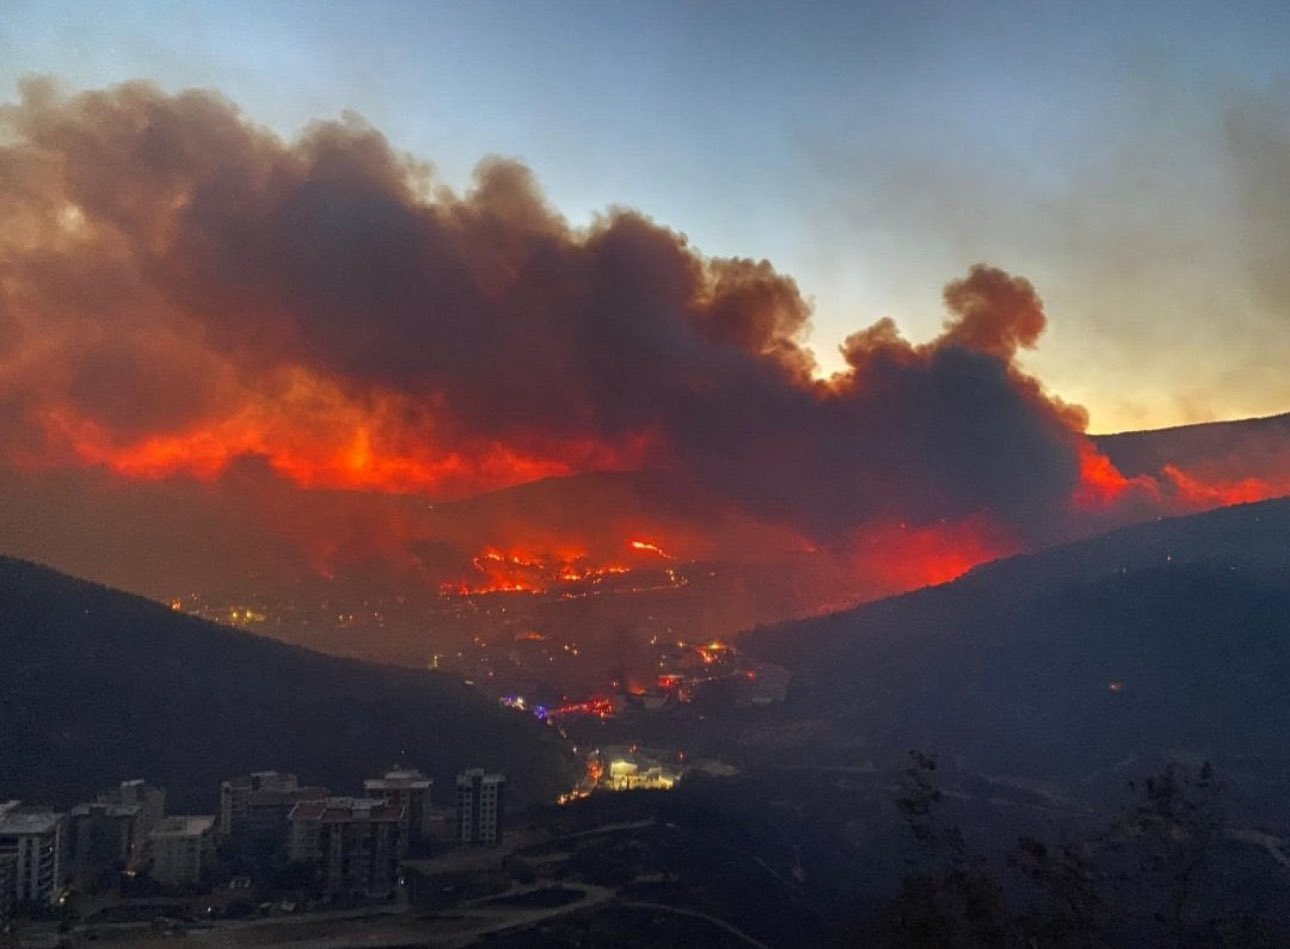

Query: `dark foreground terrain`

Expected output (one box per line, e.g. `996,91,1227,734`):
0,556,576,809
743,497,1290,816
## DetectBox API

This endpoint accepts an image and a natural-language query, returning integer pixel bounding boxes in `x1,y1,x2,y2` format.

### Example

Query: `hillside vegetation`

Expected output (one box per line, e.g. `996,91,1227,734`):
745,498,1290,814
0,556,576,810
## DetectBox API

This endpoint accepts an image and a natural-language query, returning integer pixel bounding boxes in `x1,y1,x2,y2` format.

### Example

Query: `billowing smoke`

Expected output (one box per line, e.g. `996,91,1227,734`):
1,78,1286,626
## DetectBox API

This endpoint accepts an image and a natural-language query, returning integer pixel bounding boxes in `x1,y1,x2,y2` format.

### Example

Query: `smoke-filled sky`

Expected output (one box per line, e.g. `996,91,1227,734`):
0,2,1288,623
3,0,1288,432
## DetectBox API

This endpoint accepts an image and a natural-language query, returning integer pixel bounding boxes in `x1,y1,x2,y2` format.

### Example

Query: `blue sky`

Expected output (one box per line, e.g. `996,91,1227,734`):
3,0,1288,430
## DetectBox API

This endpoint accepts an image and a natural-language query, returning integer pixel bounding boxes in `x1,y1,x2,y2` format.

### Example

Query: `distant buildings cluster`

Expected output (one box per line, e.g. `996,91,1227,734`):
1,766,505,917
1,780,172,912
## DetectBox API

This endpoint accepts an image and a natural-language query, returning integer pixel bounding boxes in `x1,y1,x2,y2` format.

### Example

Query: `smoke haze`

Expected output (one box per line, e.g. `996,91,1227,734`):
1,79,1287,622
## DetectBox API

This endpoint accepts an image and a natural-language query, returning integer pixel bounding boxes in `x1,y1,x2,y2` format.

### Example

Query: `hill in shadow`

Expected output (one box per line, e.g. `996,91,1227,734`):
1092,410,1290,479
0,556,577,810
743,498,1290,818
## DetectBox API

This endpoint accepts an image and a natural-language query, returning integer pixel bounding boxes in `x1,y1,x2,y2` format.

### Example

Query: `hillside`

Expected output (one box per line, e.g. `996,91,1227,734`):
0,557,577,811
1092,410,1290,478
743,498,1290,815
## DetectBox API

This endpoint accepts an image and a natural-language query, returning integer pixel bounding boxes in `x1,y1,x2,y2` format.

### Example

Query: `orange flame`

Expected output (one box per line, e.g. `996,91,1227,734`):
29,369,659,500
629,539,674,559
850,517,1020,592
443,545,635,596
1074,439,1289,512
1073,441,1151,509
1161,464,1290,507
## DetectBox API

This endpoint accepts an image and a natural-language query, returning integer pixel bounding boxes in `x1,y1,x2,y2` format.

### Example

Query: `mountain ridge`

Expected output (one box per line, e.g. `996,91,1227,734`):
741,497,1290,818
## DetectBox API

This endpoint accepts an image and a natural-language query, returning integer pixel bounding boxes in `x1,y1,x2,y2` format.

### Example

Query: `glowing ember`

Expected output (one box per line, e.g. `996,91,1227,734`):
630,539,674,559
545,697,617,719
443,546,636,596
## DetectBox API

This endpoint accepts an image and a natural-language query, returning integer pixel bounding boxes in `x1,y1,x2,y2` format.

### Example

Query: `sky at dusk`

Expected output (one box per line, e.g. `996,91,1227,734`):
4,0,1288,432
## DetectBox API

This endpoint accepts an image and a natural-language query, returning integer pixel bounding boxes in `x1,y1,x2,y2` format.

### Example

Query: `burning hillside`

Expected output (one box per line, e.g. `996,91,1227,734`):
1,79,1288,645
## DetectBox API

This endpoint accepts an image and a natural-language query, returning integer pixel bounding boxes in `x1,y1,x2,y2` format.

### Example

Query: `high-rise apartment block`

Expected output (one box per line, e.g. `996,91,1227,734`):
67,802,143,883
455,770,504,845
0,801,66,906
0,853,16,920
148,815,215,887
97,780,166,837
288,797,404,897
363,767,433,849
219,771,300,840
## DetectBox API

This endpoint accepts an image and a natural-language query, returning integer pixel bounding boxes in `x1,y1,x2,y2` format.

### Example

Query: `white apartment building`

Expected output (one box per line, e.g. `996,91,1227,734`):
219,771,298,838
288,797,404,897
455,769,504,845
148,815,215,887
363,767,433,848
0,801,66,906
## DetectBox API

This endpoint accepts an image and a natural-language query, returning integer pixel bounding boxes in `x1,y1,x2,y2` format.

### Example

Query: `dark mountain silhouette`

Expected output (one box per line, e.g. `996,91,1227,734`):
1092,409,1290,479
0,556,576,811
743,497,1290,816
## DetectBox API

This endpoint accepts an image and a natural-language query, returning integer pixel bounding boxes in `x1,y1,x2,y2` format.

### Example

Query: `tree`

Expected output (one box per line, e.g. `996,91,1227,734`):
858,752,1110,948
858,751,1013,948
1108,761,1224,945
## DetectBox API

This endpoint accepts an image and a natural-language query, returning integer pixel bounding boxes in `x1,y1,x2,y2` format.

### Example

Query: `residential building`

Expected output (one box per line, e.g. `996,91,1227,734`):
241,785,328,864
148,816,214,887
0,803,66,906
363,767,433,850
455,770,504,845
98,780,165,837
219,771,298,840
67,802,143,884
288,797,404,898
0,853,16,920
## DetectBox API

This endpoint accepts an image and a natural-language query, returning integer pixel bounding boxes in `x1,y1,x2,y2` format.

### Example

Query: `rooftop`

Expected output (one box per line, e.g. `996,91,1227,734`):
364,769,432,791
0,809,62,836
149,815,215,838
223,771,298,791
70,802,142,819
248,785,329,807
289,797,404,823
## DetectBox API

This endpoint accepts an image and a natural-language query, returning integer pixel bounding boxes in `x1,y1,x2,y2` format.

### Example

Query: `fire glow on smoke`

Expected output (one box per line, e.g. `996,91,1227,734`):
1,79,1287,604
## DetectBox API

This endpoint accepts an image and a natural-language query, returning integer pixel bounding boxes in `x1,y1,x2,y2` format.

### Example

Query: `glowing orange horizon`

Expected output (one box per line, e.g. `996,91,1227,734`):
14,378,1290,605
26,369,661,500
1074,440,1289,512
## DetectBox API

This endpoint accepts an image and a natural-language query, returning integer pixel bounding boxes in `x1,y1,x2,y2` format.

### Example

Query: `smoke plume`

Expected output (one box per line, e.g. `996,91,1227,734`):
0,79,1285,616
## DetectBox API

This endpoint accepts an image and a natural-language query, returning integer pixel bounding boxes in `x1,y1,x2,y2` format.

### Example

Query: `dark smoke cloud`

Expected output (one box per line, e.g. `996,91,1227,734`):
0,78,1099,555
3,74,1287,648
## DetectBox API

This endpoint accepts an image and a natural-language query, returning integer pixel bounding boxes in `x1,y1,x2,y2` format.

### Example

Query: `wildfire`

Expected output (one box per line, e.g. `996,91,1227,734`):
630,539,674,559
442,546,635,596
1161,464,1290,508
1073,441,1149,509
546,697,617,719
30,371,659,500
5,81,1290,630
851,517,1020,593
1074,439,1289,513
